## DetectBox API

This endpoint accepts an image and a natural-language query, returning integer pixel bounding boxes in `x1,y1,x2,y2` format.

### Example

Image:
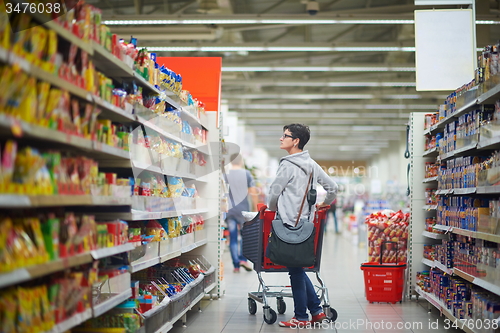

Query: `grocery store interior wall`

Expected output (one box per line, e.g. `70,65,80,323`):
367,131,408,197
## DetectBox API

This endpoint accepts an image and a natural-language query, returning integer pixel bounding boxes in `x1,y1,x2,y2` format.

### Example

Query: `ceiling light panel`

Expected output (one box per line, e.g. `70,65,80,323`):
103,18,500,26
147,46,415,52
222,66,415,72
229,103,436,110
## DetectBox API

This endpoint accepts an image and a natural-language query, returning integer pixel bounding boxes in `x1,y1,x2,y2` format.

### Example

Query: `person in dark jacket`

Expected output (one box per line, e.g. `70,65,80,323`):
225,153,258,273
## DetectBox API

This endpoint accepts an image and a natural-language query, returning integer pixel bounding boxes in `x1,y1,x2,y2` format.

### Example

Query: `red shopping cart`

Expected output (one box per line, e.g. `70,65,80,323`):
241,205,337,325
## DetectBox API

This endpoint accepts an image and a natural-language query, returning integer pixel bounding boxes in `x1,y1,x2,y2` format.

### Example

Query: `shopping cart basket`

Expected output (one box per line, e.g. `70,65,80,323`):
241,205,337,325
360,241,406,304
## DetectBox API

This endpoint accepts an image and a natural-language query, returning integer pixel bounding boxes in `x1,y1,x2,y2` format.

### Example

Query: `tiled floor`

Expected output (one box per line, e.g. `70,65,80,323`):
170,230,463,332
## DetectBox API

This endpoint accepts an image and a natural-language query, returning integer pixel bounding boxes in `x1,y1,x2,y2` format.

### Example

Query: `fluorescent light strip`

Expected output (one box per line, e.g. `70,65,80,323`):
147,46,415,52
229,104,435,110
225,93,434,99
222,66,415,72
103,19,500,25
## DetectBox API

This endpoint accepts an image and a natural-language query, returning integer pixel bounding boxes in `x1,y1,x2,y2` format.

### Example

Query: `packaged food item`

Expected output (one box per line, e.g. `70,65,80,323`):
146,220,165,242
0,218,15,273
166,176,184,197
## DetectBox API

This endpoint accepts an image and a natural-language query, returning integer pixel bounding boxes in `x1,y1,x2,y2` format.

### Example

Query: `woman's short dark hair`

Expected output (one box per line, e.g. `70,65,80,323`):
284,124,310,150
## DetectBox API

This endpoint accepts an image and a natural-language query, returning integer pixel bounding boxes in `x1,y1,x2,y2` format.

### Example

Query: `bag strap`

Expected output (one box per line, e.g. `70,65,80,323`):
295,172,313,227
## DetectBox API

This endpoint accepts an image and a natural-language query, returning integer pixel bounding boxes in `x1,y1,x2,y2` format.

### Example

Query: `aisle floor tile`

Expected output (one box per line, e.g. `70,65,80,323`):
169,232,470,333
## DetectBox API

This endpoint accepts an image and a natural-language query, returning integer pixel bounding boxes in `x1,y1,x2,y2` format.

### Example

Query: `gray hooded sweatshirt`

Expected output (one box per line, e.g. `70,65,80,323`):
268,151,338,226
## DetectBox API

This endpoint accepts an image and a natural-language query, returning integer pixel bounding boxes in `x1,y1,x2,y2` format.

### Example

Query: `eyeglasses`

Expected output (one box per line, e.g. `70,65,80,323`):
281,134,295,139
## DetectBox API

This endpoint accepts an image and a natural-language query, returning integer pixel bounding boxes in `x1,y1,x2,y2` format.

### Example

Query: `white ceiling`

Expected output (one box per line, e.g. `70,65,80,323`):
95,0,500,160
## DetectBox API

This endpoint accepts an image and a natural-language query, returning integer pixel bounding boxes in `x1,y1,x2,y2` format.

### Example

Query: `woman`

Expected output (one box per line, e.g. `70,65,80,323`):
268,124,338,327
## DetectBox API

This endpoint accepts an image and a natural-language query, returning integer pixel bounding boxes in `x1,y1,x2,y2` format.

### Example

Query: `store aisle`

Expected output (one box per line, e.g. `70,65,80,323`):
170,231,462,333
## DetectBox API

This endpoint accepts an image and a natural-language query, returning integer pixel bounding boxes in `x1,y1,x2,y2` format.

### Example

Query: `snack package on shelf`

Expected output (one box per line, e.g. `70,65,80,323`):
365,210,409,263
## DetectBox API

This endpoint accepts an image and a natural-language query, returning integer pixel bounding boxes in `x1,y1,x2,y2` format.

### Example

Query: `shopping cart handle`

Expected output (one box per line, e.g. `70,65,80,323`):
316,204,330,212
258,204,268,219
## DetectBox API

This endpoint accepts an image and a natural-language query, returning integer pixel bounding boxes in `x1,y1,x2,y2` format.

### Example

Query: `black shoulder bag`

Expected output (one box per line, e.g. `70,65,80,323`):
266,172,316,267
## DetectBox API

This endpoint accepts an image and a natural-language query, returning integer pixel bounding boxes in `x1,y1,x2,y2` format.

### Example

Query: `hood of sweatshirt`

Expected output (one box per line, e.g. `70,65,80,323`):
279,151,314,176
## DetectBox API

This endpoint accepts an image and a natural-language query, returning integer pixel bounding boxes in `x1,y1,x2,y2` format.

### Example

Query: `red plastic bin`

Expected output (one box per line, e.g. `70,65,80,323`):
360,262,406,304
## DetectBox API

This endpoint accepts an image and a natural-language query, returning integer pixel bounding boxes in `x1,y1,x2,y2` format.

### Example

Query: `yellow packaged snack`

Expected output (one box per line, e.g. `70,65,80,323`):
4,68,28,116
16,76,37,124
44,88,62,128
25,218,49,265
43,30,58,73
39,284,53,331
0,218,14,273
0,66,12,112
30,25,48,67
0,1,10,50
11,14,31,58
0,290,17,333
36,82,50,126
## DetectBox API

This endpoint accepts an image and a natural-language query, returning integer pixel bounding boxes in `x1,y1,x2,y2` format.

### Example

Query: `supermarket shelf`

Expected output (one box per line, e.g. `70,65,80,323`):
435,189,453,195
477,83,500,104
204,282,217,294
131,257,161,273
434,187,478,195
422,176,438,183
478,135,500,150
97,208,207,221
421,258,434,267
433,99,478,130
154,291,205,333
183,208,209,215
476,186,500,194
434,260,454,275
41,19,94,55
453,268,500,297
133,72,161,95
422,147,438,157
182,238,208,253
91,41,134,78
160,250,182,263
0,114,92,150
132,159,205,182
0,252,92,289
138,116,187,146
93,288,133,318
435,225,500,244
422,205,437,211
433,224,453,232
132,160,164,175
414,286,476,333
91,243,136,260
45,308,93,333
30,65,93,102
0,46,91,101
439,142,478,161
0,114,132,166
93,96,136,123
92,196,132,206
422,231,448,239
453,187,477,195
0,195,131,208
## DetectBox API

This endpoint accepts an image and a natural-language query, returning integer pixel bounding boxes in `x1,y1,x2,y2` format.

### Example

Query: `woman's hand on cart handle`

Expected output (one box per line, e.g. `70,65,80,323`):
316,203,330,211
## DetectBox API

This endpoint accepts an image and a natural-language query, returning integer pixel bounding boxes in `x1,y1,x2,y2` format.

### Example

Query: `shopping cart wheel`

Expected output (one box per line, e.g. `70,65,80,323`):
248,298,257,315
323,305,338,322
263,306,277,324
277,297,286,314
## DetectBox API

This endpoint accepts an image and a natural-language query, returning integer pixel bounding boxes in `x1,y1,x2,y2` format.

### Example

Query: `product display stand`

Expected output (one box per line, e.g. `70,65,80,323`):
408,112,428,298
0,10,222,331
411,74,500,330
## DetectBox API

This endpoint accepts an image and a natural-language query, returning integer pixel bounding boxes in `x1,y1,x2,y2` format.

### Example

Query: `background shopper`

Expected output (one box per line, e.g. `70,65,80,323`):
225,153,258,273
267,124,338,327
